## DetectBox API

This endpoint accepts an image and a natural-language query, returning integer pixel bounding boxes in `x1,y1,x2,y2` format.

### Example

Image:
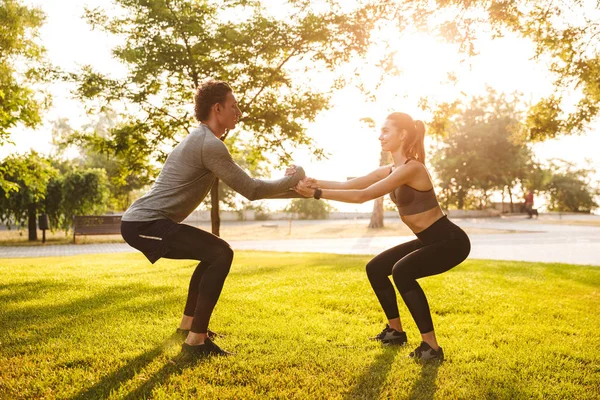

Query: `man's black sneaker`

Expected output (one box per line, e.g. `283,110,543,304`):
176,328,219,339
408,341,444,362
370,324,407,345
181,338,232,358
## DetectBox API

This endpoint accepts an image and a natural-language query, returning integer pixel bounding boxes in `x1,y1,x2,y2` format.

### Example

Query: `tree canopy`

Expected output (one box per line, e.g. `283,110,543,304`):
544,160,599,212
0,152,111,239
63,0,392,234
0,151,56,239
0,0,50,145
69,0,382,169
430,89,533,210
425,0,600,140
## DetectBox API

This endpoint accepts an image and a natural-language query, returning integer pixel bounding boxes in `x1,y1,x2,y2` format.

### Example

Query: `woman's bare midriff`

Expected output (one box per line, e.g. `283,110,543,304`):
401,206,446,234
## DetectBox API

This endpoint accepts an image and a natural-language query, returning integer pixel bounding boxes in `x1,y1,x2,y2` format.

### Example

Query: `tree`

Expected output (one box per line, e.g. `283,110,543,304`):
0,151,56,240
45,165,110,232
425,0,600,140
52,114,155,211
368,147,392,228
430,89,533,210
520,160,552,210
0,153,111,240
285,198,334,220
0,0,50,145
68,0,384,236
544,160,599,213
356,116,392,229
0,0,52,194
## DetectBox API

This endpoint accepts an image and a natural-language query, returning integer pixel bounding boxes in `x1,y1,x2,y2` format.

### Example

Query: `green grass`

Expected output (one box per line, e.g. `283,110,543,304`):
1,252,599,399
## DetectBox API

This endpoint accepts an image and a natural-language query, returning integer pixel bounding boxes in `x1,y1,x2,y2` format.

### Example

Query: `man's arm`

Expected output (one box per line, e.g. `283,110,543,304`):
203,138,305,200
264,190,308,199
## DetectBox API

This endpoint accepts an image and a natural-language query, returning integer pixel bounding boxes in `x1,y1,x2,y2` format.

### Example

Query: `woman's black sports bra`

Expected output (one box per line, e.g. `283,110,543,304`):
389,159,440,216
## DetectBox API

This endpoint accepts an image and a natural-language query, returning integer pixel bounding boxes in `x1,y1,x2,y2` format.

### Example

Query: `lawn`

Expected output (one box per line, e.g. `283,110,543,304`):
0,252,598,399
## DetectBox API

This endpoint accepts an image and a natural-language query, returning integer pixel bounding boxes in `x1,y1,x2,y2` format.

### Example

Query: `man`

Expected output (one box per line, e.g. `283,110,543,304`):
524,190,535,218
121,79,305,358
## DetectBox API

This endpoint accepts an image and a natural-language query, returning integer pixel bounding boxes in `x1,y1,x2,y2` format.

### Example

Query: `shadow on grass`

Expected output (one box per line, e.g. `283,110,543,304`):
407,361,440,400
1,282,182,352
344,346,399,399
0,280,73,304
121,351,207,400
69,333,197,400
0,276,206,399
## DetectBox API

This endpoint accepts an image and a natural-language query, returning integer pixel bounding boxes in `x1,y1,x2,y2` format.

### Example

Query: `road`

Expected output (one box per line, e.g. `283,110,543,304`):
1,216,599,266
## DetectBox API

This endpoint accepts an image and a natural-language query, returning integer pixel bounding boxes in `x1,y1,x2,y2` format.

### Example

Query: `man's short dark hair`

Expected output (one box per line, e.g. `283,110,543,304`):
194,79,232,121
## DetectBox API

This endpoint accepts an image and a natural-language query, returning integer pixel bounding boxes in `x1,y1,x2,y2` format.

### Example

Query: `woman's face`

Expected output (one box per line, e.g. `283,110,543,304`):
379,119,403,152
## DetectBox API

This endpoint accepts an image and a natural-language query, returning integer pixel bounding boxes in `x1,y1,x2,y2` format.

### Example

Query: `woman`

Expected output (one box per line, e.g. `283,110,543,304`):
295,112,470,362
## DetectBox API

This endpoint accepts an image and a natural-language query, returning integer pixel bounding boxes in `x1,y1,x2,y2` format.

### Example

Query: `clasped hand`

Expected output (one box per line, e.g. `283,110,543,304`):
284,165,318,196
294,177,318,197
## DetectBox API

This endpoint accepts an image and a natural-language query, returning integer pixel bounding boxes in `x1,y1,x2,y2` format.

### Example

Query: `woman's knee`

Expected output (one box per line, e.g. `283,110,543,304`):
392,264,417,293
365,259,384,281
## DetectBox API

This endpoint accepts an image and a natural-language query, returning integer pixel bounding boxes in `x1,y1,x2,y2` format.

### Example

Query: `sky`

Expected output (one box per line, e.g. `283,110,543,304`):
3,0,599,213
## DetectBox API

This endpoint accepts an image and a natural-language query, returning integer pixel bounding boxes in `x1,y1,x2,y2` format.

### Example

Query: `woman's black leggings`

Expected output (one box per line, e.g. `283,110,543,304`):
365,216,470,334
162,225,233,334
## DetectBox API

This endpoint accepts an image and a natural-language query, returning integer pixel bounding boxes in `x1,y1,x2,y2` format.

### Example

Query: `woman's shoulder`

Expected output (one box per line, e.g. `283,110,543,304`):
401,159,427,173
403,160,433,187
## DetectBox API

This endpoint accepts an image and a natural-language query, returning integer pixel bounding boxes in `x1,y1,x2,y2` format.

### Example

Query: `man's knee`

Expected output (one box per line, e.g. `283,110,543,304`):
214,244,234,270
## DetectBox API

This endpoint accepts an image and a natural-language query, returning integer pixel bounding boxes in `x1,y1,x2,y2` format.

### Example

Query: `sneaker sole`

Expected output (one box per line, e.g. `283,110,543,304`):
409,350,444,363
382,338,407,346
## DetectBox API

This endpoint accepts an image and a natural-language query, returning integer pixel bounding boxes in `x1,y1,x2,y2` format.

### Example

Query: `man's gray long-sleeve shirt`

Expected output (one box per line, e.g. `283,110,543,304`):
122,125,305,223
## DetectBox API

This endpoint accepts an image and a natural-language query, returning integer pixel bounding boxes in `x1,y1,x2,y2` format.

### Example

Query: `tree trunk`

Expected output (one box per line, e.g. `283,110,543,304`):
211,179,220,236
457,189,465,210
368,150,391,229
368,196,384,228
28,203,37,241
507,186,514,212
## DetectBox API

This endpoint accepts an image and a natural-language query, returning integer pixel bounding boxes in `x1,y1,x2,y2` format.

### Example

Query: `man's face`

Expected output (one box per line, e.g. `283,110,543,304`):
217,91,242,130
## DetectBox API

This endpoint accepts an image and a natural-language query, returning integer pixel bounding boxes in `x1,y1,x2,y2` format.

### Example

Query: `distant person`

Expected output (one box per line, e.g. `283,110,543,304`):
295,112,470,362
121,79,305,359
524,190,535,218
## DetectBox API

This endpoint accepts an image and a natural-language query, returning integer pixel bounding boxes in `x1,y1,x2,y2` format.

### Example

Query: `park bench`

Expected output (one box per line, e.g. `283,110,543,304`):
73,215,122,243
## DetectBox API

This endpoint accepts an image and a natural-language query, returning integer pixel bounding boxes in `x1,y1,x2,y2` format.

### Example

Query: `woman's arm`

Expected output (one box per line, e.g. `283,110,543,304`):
315,165,392,190
296,163,418,203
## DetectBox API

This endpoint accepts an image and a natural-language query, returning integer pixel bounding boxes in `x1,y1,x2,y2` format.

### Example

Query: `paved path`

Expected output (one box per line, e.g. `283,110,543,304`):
1,217,599,266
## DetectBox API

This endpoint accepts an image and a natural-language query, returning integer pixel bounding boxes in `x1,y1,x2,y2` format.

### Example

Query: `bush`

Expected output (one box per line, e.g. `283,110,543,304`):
284,198,334,220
